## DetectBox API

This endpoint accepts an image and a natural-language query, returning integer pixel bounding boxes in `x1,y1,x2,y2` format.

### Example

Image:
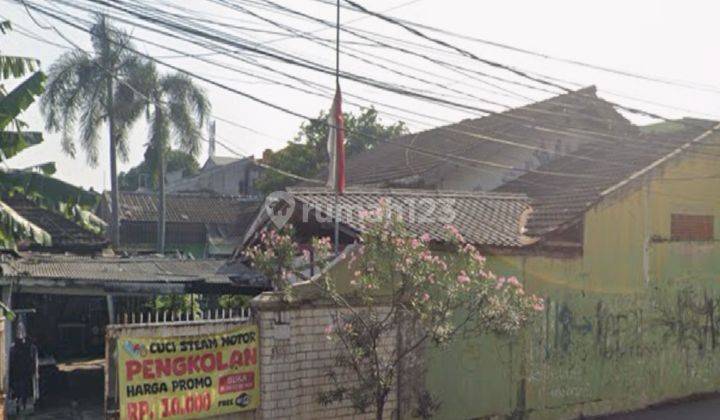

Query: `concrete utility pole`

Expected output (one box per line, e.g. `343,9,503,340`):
208,120,216,159
333,0,341,254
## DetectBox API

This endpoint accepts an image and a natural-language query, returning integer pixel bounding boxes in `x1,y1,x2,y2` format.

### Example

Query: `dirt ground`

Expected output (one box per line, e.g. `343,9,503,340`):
9,358,104,419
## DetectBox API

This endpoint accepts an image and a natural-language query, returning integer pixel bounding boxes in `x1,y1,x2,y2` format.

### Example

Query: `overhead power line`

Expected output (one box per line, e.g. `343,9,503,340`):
311,0,720,95
27,0,720,164
19,1,632,182
18,0,720,185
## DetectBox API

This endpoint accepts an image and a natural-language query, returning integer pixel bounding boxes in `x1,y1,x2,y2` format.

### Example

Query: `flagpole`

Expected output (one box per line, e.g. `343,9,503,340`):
333,0,341,255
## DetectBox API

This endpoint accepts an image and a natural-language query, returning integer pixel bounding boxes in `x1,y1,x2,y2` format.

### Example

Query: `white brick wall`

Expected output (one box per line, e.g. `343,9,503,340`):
254,303,397,420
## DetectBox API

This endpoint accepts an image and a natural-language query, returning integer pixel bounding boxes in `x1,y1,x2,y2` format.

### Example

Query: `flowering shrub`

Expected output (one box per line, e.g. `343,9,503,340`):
244,225,333,298
244,207,543,419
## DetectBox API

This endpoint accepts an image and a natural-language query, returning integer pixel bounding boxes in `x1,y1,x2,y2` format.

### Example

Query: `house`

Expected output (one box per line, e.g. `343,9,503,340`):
167,155,263,196
97,191,261,257
0,190,269,414
239,116,720,419
339,86,637,191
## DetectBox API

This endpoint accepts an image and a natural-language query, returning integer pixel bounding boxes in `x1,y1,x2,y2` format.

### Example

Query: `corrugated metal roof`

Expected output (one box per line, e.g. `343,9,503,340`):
1,254,267,288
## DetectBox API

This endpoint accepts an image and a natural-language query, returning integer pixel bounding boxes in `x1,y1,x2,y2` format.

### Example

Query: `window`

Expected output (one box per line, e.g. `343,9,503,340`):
671,214,714,241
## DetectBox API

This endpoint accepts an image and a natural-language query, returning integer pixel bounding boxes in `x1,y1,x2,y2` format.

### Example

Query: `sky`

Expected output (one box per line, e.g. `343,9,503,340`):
1,0,720,192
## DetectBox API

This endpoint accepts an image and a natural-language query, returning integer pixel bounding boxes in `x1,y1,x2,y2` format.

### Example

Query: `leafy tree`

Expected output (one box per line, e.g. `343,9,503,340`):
244,208,542,420
41,16,147,248
255,107,407,194
128,60,210,252
119,149,200,191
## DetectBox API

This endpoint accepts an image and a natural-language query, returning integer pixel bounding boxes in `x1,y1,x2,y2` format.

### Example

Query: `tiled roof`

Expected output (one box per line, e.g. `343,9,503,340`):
1,254,267,288
3,196,107,250
287,188,534,247
339,86,635,187
496,118,717,236
105,191,261,225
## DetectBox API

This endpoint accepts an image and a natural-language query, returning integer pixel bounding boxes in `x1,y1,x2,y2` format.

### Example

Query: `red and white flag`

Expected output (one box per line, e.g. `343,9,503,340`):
326,83,345,193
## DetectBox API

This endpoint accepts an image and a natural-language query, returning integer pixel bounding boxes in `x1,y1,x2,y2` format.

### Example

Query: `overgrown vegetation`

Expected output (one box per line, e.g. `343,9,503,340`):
255,107,407,194
243,205,543,419
119,149,200,191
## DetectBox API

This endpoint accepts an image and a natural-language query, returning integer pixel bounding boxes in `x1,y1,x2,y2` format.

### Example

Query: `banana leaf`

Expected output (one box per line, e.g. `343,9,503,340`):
0,130,42,160
0,71,46,129
0,199,51,248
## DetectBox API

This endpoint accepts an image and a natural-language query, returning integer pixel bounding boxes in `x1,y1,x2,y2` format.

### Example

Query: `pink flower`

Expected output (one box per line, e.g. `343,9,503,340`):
533,302,545,311
421,293,430,302
507,276,521,287
495,277,506,289
324,324,334,334
445,224,464,242
457,271,470,284
420,233,431,242
411,239,420,248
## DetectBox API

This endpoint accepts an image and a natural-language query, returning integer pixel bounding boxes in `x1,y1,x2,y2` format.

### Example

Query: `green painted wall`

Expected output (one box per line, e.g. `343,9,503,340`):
425,143,720,419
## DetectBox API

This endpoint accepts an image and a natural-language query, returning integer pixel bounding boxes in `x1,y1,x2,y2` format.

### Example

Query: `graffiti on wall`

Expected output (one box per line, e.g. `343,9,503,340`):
541,286,720,363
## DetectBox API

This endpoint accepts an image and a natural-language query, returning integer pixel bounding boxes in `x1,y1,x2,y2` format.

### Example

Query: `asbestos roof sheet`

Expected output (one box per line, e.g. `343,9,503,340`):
287,188,534,247
496,118,717,236
337,86,635,187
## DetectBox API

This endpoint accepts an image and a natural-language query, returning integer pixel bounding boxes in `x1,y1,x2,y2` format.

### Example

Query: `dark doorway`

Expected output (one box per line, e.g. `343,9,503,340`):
9,294,108,418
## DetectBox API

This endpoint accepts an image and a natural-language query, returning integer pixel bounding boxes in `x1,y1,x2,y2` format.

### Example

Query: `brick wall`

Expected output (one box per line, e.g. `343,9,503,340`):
254,298,398,420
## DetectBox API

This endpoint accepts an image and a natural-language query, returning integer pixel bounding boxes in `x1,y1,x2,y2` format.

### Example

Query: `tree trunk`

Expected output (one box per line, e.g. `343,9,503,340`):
105,56,120,249
157,149,166,254
375,397,385,420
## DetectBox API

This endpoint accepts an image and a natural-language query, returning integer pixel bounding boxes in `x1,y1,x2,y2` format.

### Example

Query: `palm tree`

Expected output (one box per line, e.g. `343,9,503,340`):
40,16,146,248
135,62,210,252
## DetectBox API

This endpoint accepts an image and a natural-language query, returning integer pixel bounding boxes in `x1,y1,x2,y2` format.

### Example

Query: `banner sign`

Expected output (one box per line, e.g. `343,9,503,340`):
118,325,259,419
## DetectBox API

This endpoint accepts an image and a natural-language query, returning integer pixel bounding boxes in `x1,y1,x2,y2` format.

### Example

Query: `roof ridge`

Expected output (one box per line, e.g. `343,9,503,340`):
374,86,605,147
118,190,260,200
287,187,529,200
601,121,720,198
